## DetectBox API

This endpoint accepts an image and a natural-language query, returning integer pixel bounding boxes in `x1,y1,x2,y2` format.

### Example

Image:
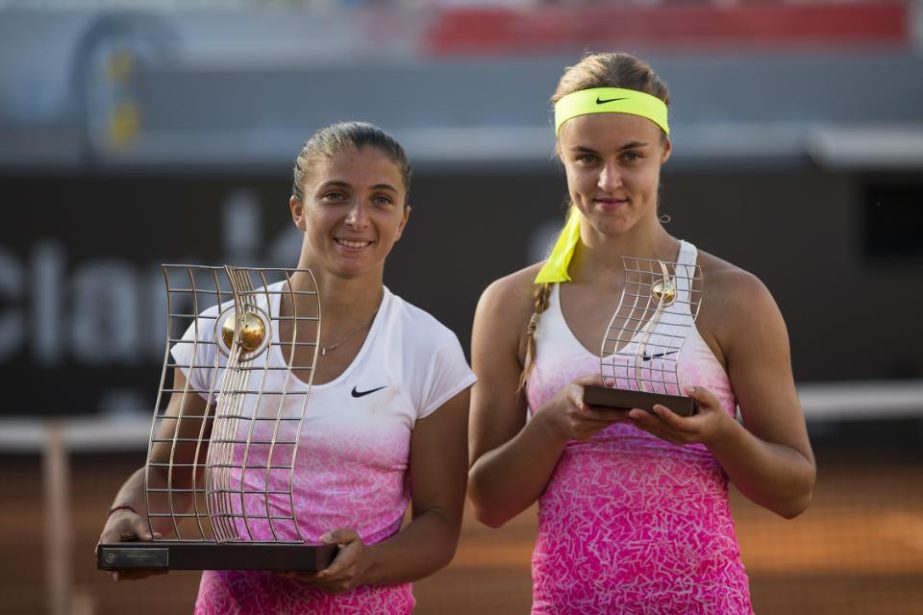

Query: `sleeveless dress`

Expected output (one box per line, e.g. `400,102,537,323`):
525,241,753,614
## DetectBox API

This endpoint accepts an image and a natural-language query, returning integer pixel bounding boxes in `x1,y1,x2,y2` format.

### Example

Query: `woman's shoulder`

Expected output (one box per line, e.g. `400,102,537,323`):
695,249,781,339
697,250,772,306
473,264,545,364
479,263,545,313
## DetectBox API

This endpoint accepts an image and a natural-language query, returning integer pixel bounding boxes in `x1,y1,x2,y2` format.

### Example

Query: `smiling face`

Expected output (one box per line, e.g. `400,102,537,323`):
558,112,671,241
290,145,410,280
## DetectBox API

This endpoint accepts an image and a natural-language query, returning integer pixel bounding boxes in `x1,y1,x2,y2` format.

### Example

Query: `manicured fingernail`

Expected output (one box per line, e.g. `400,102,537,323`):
320,532,333,543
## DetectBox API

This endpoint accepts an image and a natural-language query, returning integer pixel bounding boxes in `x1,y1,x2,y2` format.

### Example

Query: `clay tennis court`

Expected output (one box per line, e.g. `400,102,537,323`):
3,434,921,614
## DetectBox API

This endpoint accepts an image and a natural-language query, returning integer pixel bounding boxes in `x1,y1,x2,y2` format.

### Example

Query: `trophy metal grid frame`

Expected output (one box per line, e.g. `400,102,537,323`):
98,265,337,571
583,257,703,417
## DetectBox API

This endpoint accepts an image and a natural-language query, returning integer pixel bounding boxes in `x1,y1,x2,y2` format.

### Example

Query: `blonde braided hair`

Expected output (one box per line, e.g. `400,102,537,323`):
519,282,552,390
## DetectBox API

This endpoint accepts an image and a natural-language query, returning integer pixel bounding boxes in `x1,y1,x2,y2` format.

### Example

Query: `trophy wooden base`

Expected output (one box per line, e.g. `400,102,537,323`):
97,542,338,571
583,386,697,417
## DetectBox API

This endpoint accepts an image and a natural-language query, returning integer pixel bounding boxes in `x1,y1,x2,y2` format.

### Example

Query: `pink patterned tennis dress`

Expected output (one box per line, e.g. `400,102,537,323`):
525,241,753,614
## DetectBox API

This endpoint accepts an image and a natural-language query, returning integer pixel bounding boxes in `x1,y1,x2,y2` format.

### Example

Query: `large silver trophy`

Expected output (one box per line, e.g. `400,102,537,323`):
98,265,337,571
583,257,703,417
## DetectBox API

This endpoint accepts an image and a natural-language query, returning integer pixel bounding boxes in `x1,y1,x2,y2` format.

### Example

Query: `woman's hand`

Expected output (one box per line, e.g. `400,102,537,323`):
626,385,732,446
537,374,633,442
280,529,369,594
96,509,166,581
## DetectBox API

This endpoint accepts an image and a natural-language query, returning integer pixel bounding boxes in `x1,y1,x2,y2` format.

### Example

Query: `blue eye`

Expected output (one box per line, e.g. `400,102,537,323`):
622,151,642,162
577,154,599,164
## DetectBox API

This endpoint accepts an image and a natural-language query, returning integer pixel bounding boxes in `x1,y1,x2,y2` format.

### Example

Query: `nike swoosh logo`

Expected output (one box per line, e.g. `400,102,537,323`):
596,97,627,105
641,350,678,362
351,385,387,398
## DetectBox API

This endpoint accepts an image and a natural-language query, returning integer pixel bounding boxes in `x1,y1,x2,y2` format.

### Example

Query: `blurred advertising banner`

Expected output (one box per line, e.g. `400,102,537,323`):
0,175,300,418
4,166,923,418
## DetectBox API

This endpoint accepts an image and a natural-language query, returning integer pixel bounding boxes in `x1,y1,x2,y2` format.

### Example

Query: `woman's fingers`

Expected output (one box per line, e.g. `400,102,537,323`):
322,528,359,546
312,528,364,591
684,385,720,412
624,386,725,445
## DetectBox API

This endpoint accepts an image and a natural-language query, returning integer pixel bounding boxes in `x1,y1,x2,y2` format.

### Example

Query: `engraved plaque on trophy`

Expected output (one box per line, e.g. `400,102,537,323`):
583,257,703,417
97,265,337,571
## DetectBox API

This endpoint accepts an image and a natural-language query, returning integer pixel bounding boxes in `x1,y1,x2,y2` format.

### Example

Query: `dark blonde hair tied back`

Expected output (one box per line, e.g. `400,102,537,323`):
520,52,670,390
520,282,552,391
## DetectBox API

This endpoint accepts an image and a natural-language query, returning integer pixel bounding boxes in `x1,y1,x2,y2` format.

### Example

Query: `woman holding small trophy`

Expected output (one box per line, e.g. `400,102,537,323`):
98,121,475,613
467,52,816,613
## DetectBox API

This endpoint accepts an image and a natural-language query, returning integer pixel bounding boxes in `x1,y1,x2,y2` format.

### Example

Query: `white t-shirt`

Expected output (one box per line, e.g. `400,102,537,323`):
170,282,475,545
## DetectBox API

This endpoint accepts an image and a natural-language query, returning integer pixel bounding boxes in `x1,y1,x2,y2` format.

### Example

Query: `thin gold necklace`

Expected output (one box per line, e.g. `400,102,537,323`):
319,295,382,356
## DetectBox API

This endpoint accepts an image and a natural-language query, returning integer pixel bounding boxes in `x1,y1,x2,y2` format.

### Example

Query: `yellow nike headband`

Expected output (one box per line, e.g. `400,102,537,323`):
536,88,669,284
553,87,670,136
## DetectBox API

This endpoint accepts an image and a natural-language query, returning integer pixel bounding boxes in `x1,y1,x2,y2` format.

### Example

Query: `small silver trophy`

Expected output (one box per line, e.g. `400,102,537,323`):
583,257,703,417
97,265,337,571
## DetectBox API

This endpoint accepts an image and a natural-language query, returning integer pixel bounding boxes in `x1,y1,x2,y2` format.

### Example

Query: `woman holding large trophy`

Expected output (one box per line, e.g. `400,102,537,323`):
468,52,816,613
98,122,475,613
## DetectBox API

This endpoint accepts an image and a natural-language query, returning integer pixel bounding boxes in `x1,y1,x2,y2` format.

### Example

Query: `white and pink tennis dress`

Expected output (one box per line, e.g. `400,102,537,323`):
525,241,753,614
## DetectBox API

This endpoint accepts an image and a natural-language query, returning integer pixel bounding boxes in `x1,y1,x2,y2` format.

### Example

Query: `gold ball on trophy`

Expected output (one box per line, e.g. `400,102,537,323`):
652,280,676,305
221,310,266,353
